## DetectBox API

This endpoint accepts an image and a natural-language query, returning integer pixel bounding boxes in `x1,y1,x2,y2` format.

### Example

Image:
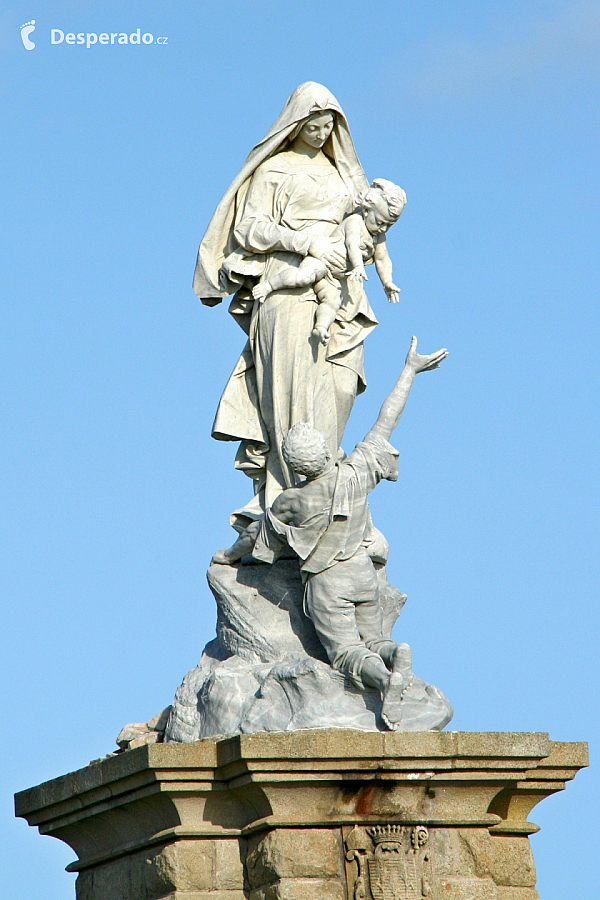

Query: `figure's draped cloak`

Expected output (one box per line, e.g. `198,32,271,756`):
192,82,378,522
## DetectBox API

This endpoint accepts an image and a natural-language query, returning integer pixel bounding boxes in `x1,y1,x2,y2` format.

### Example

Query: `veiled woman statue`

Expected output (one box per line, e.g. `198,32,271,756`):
117,83,454,747
193,82,380,526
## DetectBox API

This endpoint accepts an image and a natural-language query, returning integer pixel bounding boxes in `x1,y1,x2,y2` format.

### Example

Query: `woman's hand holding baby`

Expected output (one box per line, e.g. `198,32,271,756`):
308,235,346,270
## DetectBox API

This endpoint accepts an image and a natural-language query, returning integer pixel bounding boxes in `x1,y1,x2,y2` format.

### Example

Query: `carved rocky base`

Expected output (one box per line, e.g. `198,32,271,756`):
164,559,453,741
15,731,587,900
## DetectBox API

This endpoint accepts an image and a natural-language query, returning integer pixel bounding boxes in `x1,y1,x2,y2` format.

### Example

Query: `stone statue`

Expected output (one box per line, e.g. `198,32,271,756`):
160,333,452,741
212,338,447,729
17,79,587,900
251,177,405,346
193,82,391,527
118,82,454,747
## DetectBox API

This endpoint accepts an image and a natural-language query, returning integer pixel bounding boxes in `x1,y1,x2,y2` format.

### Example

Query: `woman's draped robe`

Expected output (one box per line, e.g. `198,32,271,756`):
211,152,378,524
192,82,378,527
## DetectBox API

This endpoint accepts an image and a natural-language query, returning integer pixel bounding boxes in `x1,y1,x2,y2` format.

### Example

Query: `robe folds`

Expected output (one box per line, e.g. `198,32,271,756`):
193,83,378,522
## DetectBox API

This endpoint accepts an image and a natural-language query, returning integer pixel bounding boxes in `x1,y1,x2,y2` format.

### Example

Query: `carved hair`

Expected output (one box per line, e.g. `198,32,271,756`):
281,423,330,477
359,178,406,222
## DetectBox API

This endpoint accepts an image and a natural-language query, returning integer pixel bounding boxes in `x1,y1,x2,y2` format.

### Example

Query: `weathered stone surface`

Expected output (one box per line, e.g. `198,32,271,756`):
116,705,172,750
249,880,345,900
489,835,536,887
169,893,245,900
494,889,539,900
156,841,214,892
431,877,498,900
214,840,245,890
164,559,452,741
210,559,329,664
75,840,243,900
246,829,340,884
15,731,586,900
166,894,244,900
75,844,210,900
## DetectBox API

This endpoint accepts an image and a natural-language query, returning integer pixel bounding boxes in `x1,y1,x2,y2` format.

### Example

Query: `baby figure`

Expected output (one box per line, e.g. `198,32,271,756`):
252,178,406,345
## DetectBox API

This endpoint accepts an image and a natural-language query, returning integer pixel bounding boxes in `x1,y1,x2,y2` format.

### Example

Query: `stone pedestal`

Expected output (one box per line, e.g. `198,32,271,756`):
15,731,587,900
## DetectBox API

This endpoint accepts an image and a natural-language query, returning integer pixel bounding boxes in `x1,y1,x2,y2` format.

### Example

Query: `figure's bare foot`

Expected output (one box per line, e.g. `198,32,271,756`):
312,324,330,345
252,281,272,303
392,642,413,678
381,643,414,730
381,674,405,730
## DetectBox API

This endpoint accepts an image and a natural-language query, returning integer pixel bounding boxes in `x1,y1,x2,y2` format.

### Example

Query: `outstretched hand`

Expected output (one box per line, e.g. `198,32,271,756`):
385,282,401,303
405,336,448,373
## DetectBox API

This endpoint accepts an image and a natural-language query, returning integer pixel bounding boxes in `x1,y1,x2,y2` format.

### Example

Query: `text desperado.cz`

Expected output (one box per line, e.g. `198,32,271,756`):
51,30,167,48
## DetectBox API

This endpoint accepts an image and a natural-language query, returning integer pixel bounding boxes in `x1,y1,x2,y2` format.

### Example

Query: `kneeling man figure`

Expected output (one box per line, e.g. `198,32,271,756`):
213,337,447,729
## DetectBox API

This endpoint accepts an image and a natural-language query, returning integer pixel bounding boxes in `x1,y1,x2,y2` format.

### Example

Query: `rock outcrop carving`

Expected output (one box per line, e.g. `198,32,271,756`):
164,559,452,742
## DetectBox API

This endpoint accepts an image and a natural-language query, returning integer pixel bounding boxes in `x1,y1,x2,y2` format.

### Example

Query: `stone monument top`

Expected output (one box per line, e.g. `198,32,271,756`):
16,80,589,900
119,81,453,747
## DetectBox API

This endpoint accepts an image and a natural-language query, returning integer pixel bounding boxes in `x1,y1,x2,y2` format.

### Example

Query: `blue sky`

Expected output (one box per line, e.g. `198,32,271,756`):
2,1,598,896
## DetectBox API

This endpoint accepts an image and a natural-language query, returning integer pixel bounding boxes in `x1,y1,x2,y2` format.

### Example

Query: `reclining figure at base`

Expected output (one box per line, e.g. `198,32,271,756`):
212,336,447,729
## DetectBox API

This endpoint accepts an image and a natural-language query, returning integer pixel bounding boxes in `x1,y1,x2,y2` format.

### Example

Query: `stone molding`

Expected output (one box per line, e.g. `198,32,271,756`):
15,731,587,899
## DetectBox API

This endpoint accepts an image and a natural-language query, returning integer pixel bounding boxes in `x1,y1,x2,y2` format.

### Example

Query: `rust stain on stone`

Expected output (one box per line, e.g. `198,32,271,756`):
355,784,378,815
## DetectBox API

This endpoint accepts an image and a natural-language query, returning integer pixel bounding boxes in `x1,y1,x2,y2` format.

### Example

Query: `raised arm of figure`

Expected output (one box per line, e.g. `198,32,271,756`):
365,336,448,443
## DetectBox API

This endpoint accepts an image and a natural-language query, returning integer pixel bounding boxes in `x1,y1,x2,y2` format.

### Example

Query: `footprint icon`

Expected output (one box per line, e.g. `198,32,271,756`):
20,20,36,50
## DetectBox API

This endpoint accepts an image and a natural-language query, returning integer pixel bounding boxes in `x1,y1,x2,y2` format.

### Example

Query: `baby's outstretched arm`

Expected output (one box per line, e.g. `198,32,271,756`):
343,214,368,282
374,237,400,303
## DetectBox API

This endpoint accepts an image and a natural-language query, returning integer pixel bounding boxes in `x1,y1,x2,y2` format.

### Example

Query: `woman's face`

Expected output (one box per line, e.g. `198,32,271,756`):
297,112,334,149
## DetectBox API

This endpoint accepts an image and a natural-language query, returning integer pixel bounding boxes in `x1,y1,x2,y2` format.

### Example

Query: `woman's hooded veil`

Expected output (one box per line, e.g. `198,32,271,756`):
193,82,369,303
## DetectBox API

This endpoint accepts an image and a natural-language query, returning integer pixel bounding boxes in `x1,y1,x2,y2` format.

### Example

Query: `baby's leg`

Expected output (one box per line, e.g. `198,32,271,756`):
274,256,328,289
312,278,343,345
252,257,327,302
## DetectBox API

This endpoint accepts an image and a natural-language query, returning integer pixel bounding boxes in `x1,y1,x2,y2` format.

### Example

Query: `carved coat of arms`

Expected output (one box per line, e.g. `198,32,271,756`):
345,824,433,900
